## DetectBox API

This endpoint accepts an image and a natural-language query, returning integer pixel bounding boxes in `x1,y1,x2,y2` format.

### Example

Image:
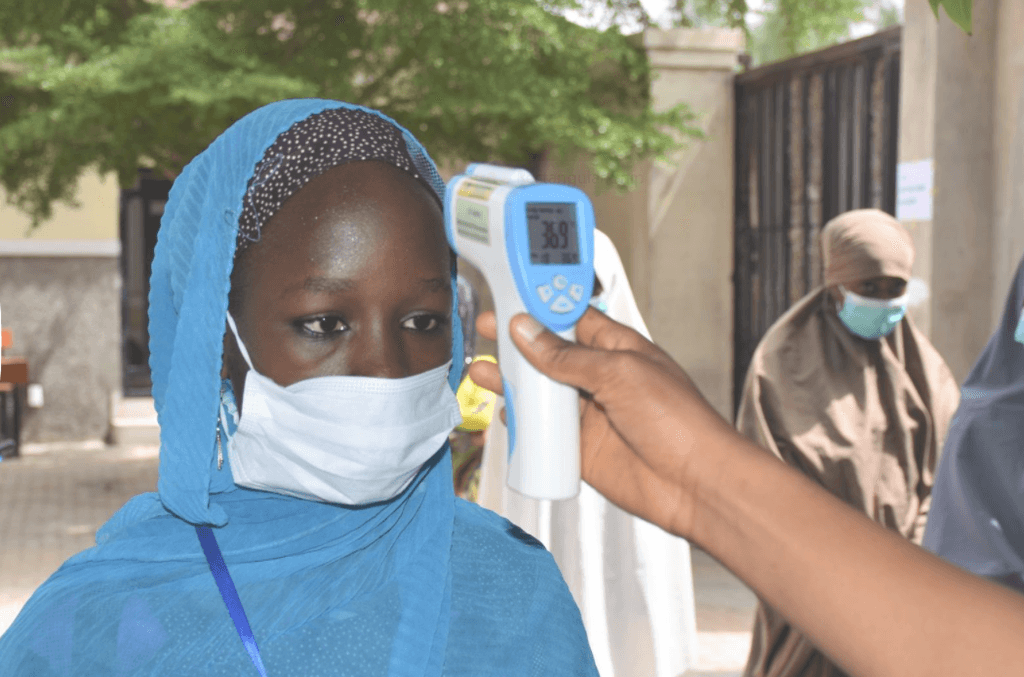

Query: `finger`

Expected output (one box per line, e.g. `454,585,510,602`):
573,305,651,352
508,312,637,401
468,359,503,395
476,311,496,342
500,407,506,426
477,307,681,391
481,308,666,371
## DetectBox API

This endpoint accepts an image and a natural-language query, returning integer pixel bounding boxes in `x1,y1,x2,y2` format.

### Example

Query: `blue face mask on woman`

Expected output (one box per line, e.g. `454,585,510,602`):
836,285,909,340
1015,311,1024,345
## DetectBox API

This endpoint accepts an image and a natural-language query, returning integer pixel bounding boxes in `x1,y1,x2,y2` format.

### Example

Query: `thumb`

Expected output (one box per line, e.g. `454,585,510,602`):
508,313,610,397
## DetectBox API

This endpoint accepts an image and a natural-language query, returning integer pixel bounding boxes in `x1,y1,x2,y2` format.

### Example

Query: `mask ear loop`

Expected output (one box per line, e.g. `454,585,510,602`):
226,312,257,371
217,386,225,471
836,285,848,314
221,313,248,471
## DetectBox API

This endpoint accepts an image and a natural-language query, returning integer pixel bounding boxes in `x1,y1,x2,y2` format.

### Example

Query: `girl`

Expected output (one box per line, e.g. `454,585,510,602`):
0,100,598,676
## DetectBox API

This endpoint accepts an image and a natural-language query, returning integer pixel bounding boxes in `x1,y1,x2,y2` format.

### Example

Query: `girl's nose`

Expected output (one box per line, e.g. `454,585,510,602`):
343,319,408,379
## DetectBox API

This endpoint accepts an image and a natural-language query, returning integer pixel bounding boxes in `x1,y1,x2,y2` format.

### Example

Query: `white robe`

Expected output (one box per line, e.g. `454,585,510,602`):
477,229,700,677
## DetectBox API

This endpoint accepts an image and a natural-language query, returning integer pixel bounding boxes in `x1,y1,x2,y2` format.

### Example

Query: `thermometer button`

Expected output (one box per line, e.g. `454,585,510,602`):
552,275,569,290
568,284,584,302
550,295,575,314
536,284,554,303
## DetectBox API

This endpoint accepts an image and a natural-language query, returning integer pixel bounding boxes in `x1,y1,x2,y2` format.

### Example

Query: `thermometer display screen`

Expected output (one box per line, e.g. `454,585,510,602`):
526,202,579,265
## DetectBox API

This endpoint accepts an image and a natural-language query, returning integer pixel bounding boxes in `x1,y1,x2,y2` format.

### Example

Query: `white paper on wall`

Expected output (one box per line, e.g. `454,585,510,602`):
896,159,934,221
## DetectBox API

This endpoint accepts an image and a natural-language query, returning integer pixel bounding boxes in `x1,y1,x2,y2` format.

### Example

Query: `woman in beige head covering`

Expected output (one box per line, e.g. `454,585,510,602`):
737,209,961,677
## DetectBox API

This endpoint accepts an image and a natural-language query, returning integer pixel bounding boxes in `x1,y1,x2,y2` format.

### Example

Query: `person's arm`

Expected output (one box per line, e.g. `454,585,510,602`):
692,430,1024,677
470,308,1024,677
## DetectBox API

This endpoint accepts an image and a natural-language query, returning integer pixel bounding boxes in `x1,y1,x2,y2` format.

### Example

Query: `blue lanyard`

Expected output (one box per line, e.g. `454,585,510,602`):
196,526,269,677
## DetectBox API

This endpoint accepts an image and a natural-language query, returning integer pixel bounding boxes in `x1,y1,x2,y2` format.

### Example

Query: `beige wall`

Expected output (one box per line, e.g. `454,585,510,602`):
931,0,998,383
0,170,119,242
902,0,1024,383
991,0,1024,322
641,28,744,419
897,0,939,337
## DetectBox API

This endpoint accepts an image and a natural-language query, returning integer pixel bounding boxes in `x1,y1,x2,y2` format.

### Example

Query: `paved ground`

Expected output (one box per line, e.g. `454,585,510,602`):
0,444,757,675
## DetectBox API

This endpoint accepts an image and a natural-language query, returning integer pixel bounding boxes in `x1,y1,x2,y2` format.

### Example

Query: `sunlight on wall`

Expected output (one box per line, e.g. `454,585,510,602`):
0,170,119,241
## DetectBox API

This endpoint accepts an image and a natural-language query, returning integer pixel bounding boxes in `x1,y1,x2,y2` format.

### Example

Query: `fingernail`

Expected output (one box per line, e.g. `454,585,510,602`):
515,315,544,343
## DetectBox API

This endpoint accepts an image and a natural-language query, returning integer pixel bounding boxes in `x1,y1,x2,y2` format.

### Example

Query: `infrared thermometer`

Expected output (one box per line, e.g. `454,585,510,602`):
445,163,595,500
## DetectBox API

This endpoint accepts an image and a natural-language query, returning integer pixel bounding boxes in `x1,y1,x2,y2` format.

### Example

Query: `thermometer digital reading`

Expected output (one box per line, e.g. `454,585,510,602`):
445,163,595,500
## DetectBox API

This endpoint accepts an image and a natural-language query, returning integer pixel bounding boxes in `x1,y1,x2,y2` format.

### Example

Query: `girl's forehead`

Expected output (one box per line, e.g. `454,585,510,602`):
236,107,441,259
243,163,443,249
237,168,450,288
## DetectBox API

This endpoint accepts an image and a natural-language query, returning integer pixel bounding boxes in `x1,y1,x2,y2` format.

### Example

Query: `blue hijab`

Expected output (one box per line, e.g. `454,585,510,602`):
923,251,1024,588
0,100,598,676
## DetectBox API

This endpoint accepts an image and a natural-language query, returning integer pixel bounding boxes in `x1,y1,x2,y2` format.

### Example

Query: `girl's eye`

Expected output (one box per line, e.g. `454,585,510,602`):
301,316,347,336
403,315,444,332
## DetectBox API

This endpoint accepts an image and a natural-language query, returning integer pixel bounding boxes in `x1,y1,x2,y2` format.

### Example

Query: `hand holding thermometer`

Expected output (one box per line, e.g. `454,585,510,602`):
445,163,595,501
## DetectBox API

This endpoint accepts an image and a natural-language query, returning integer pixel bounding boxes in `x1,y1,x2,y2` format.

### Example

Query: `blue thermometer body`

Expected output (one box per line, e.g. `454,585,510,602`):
446,164,594,500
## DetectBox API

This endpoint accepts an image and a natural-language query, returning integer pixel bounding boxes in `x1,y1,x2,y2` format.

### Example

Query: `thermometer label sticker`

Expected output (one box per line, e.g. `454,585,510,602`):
457,180,497,201
455,198,490,245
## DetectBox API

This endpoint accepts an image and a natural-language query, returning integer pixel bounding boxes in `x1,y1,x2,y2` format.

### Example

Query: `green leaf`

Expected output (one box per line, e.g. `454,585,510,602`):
937,0,972,35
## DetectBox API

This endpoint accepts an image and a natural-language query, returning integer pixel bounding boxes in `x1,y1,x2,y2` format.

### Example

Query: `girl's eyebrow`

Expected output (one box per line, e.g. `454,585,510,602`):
287,276,451,294
285,277,357,295
420,277,450,293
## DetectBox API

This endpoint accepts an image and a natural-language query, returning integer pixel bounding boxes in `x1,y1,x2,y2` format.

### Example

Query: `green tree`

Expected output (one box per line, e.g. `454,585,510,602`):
0,0,700,230
745,0,868,66
876,0,902,29
745,0,972,66
576,1,867,66
668,0,747,29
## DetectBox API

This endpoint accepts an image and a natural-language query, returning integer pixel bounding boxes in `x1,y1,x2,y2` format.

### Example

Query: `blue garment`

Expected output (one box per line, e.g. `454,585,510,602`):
922,250,1024,588
0,99,598,676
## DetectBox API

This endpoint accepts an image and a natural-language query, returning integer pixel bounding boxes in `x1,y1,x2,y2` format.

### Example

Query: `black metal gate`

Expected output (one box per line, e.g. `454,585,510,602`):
119,169,172,396
733,26,901,415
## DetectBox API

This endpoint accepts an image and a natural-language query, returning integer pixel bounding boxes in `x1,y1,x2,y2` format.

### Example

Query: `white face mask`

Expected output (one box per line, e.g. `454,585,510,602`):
222,313,463,505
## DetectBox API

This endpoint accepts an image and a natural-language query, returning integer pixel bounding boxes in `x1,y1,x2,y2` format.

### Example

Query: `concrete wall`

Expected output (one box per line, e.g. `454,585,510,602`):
897,0,939,337
641,28,744,419
902,0,1024,383
0,258,121,443
0,169,122,444
991,1,1024,324
931,0,999,382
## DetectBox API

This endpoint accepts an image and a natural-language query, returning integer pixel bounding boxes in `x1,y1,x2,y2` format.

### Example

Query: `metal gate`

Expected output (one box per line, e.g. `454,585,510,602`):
733,26,901,415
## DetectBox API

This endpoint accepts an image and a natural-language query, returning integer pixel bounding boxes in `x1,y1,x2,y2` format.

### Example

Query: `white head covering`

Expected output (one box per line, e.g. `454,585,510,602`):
477,229,700,677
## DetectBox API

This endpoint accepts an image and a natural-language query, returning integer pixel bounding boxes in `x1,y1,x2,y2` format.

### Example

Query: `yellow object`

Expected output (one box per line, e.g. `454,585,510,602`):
455,355,498,432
